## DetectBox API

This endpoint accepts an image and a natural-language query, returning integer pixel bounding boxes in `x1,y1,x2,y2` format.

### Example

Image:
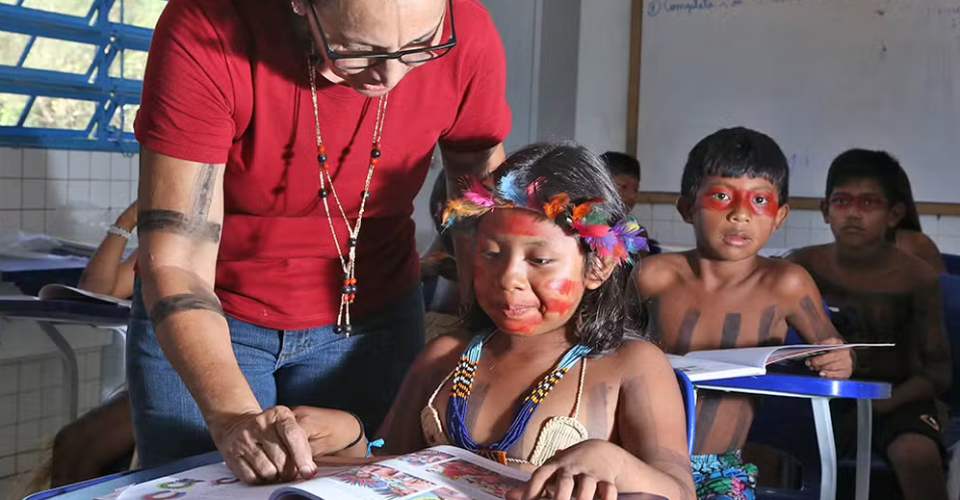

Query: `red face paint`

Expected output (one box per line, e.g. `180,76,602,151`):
699,186,780,217
543,297,576,316
484,209,546,237
828,193,887,213
546,278,579,295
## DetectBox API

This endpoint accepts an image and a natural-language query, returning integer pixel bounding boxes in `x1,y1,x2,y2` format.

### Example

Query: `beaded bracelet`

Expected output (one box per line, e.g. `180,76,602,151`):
107,224,132,240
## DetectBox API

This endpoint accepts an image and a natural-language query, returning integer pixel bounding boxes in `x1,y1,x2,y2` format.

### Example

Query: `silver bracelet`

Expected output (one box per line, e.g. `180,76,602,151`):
107,225,133,240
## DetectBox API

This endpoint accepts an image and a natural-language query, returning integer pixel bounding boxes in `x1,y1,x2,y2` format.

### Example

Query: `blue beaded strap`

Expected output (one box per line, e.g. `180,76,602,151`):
445,333,592,464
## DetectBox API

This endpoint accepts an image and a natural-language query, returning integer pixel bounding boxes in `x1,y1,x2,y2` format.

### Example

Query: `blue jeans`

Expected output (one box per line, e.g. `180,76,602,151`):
126,279,425,467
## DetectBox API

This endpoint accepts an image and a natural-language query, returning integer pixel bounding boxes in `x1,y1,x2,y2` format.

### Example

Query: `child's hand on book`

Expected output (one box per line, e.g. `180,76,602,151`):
506,440,623,500
805,337,854,379
292,406,368,458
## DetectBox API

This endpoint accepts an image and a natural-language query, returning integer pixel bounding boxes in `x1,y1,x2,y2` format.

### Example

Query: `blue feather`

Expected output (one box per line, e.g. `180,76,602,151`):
497,171,528,207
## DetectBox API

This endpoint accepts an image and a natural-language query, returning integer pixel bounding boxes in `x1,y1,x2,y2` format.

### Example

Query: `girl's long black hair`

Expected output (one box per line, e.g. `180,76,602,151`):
459,141,647,354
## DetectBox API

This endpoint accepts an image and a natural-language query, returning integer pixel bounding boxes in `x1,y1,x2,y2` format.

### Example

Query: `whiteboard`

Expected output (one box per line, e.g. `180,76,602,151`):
637,0,960,202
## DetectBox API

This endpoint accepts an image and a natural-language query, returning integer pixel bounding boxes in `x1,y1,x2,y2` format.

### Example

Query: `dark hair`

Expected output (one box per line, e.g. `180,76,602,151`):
825,149,921,232
680,127,790,204
601,151,641,181
460,142,647,354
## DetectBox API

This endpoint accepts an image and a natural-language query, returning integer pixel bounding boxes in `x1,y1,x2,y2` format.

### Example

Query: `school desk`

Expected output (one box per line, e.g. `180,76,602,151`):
24,451,670,500
0,298,129,420
695,374,891,500
0,255,87,295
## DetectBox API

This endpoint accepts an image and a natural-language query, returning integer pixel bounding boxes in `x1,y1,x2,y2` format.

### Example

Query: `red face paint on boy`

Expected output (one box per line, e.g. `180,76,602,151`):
698,186,780,218
828,193,887,213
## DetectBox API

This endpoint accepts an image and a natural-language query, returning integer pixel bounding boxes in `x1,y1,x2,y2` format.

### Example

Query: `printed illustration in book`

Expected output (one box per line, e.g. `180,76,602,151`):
114,446,529,500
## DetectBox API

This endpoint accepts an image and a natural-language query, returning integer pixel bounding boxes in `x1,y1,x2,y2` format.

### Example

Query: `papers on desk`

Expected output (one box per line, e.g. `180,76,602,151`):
668,343,894,382
37,284,131,308
117,446,529,500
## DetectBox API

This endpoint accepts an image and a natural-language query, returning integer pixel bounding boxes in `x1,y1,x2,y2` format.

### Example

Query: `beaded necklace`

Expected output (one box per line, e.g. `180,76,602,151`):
445,333,593,464
307,55,389,336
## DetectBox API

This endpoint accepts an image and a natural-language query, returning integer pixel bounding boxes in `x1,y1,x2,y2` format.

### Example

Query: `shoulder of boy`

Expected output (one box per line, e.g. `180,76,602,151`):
633,253,686,291
767,259,818,297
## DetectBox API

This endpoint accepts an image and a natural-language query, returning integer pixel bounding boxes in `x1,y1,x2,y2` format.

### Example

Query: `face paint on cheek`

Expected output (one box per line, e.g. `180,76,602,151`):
502,316,543,334
546,278,580,295
543,298,576,316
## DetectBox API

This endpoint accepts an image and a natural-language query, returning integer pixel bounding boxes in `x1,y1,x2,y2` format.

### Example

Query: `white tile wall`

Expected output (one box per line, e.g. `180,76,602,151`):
0,348,108,490
0,147,139,245
630,203,960,256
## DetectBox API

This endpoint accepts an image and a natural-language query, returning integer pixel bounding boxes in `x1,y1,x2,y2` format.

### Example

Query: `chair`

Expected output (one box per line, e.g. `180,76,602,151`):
938,274,960,500
675,368,696,455
944,254,960,276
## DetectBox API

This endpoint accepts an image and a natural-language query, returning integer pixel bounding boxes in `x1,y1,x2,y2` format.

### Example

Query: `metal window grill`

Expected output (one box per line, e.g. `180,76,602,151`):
0,0,161,153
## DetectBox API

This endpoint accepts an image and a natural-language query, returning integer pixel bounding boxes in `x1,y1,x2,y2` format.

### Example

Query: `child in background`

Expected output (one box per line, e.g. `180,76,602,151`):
790,154,951,500
293,142,696,500
633,127,853,500
600,151,642,211
828,149,945,273
600,151,660,256
77,200,139,298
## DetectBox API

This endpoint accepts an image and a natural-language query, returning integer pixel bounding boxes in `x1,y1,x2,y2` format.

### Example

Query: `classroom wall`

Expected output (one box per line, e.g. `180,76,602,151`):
0,148,139,246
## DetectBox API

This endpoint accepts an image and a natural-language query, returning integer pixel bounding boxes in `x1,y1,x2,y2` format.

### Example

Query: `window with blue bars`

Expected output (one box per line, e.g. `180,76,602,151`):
0,0,165,153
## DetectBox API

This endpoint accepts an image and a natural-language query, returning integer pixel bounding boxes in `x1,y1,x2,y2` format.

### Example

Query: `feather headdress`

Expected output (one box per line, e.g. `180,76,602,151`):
443,174,648,265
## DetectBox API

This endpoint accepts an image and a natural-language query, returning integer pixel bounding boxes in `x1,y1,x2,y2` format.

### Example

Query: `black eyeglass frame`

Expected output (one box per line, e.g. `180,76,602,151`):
308,0,457,71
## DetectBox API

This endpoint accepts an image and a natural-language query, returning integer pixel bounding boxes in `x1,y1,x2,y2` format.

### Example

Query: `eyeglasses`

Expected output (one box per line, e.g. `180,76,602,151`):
309,0,456,73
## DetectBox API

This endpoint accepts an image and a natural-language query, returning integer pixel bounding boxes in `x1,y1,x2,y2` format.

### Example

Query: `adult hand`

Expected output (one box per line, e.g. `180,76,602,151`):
116,200,138,231
806,337,854,379
292,406,368,458
507,440,624,500
209,406,317,484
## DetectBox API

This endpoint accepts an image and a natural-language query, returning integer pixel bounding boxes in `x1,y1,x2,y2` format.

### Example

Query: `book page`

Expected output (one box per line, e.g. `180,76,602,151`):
666,354,764,382
685,343,895,368
116,447,529,500
275,446,531,500
764,343,894,364
38,284,132,308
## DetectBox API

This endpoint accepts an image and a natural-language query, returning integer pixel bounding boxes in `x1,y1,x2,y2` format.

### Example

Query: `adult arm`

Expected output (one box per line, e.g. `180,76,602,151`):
137,148,315,483
440,144,505,307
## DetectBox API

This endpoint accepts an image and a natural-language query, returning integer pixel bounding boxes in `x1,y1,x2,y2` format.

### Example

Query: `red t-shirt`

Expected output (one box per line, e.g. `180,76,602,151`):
135,0,510,330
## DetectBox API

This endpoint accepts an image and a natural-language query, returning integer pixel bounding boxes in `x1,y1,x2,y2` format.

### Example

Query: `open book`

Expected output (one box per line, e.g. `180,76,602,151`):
667,343,893,382
35,283,131,308
114,446,529,500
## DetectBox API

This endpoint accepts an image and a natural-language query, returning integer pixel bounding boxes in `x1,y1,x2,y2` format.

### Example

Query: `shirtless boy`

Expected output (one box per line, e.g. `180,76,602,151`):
791,151,950,500
634,127,853,500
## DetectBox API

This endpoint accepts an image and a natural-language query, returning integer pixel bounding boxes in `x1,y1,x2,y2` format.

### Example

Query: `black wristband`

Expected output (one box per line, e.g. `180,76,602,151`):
341,411,365,451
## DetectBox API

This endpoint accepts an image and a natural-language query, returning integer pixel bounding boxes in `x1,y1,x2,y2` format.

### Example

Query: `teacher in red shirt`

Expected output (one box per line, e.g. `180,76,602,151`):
129,0,510,483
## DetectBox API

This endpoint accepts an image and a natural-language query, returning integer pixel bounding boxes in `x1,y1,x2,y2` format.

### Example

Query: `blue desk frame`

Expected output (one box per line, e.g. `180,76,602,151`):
696,374,891,500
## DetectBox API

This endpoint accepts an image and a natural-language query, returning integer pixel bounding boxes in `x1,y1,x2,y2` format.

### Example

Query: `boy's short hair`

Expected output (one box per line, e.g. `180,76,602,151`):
825,149,922,232
680,127,790,204
601,151,641,181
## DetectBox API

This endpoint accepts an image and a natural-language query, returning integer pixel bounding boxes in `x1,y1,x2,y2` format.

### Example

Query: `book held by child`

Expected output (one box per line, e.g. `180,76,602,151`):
667,343,893,381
